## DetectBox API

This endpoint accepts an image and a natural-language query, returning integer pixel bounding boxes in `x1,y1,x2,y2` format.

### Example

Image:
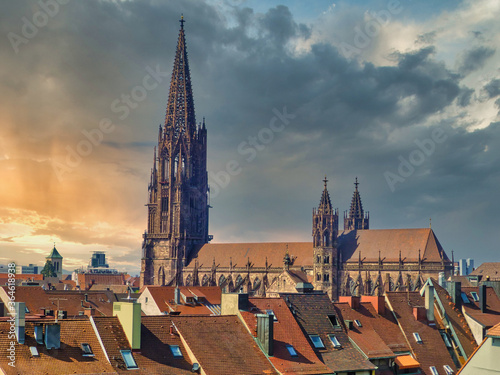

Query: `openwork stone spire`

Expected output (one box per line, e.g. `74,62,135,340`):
164,16,196,140
344,177,369,231
317,176,333,215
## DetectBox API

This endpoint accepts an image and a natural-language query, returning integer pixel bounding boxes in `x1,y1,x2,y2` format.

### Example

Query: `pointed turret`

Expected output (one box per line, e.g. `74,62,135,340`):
312,177,339,299
344,177,369,231
164,15,196,140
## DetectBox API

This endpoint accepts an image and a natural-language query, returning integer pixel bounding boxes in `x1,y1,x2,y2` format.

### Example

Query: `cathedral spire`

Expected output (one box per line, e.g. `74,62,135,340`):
317,176,333,215
164,15,196,140
344,177,369,231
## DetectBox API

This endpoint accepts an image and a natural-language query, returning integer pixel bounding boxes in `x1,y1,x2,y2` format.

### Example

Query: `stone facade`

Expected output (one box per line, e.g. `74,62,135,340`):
140,19,454,297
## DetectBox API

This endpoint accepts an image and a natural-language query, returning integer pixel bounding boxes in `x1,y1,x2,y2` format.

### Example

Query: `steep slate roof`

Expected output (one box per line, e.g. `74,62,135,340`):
172,315,277,375
280,293,376,373
386,292,457,375
92,315,194,374
334,302,396,359
461,286,500,328
0,319,116,374
429,279,477,358
242,297,332,375
0,286,117,317
338,228,449,263
469,262,500,280
187,242,313,269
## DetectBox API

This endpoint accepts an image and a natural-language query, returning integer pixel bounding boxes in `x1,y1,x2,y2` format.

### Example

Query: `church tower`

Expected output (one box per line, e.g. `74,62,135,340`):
140,17,209,287
312,177,339,299
343,177,369,231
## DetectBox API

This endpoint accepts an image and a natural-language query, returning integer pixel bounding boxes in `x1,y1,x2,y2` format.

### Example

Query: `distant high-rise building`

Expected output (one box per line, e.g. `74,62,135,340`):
459,258,474,276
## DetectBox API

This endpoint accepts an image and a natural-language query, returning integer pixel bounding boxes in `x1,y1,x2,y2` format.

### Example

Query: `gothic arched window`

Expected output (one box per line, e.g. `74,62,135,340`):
202,274,209,286
185,274,192,286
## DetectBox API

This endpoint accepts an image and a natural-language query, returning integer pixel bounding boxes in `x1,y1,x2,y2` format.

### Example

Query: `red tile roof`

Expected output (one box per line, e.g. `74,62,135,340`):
172,315,278,375
243,297,332,375
386,292,457,375
279,293,376,373
77,273,126,289
92,315,194,374
334,302,395,359
338,228,448,262
0,286,117,317
187,242,313,269
469,262,500,280
0,319,117,374
487,322,500,337
462,286,500,328
143,286,221,315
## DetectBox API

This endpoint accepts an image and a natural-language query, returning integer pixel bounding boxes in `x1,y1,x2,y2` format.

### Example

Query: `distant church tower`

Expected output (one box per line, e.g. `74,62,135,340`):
312,177,339,299
47,244,63,280
140,17,209,287
344,178,369,231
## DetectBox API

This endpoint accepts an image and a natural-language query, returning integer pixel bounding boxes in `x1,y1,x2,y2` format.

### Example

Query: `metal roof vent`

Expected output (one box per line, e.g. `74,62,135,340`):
15,302,26,344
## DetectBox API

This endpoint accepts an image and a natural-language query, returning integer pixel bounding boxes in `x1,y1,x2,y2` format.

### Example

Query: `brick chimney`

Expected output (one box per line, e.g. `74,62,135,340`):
360,296,385,315
339,296,361,310
413,306,426,321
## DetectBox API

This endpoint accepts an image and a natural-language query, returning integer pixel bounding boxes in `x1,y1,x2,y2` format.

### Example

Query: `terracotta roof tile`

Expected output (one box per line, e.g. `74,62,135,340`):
142,286,221,315
0,319,117,374
93,315,194,374
334,302,395,359
469,262,500,279
280,293,376,373
486,322,500,337
338,228,448,262
461,286,500,328
172,315,277,375
0,286,117,317
187,242,313,269
244,297,332,375
386,292,457,375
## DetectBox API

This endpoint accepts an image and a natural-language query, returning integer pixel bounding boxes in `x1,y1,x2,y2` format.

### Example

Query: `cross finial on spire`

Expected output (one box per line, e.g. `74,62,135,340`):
323,175,328,189
180,14,185,29
429,217,432,228
354,176,359,190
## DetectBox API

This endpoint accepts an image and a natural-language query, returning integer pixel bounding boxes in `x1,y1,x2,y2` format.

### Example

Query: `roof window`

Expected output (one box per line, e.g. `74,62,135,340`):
120,350,138,369
286,344,298,357
470,292,479,302
170,345,183,358
429,366,439,375
29,347,39,357
413,332,423,344
309,335,325,349
354,319,362,327
328,334,342,348
444,364,454,374
81,343,94,357
461,292,470,304
440,332,452,348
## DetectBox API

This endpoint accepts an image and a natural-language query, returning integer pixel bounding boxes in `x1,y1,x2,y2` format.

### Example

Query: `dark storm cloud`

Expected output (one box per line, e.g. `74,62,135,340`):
456,46,496,75
483,79,500,98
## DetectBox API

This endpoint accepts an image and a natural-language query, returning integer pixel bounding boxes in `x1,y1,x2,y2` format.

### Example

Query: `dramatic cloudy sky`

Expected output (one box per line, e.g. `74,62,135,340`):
1,0,499,275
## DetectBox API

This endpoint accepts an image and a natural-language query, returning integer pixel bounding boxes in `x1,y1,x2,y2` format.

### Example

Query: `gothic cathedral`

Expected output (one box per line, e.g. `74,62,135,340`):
140,18,210,287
